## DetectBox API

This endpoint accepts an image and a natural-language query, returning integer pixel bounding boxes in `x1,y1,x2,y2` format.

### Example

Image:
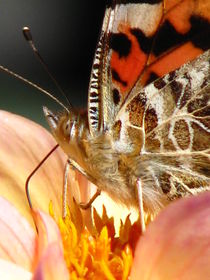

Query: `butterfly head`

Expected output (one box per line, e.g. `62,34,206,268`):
43,105,71,133
43,106,89,164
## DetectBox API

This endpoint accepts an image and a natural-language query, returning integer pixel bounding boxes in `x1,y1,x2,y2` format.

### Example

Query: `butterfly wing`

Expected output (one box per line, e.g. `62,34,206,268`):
116,50,210,202
88,1,164,134
88,0,210,135
88,7,112,135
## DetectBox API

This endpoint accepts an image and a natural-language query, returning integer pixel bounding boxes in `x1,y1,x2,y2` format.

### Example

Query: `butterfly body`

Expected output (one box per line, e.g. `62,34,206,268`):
44,49,210,218
45,0,210,219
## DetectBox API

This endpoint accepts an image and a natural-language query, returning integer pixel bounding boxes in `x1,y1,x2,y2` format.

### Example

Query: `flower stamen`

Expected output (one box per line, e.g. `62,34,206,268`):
50,203,135,279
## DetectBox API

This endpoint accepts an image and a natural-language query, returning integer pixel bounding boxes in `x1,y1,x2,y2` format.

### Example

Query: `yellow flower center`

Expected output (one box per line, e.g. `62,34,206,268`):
49,202,136,279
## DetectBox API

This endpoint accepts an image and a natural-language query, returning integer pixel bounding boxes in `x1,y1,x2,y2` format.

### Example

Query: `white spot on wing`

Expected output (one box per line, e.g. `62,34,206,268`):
111,3,162,36
144,84,164,123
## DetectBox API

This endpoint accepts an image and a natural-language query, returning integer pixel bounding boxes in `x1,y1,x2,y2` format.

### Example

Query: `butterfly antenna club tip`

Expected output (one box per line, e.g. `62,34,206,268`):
22,26,32,41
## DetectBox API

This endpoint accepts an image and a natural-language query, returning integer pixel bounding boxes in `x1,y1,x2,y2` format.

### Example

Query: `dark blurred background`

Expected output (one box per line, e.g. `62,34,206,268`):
0,0,107,127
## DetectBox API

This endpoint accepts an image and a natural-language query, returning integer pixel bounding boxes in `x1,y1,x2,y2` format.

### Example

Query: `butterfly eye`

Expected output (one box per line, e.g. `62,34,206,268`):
62,117,76,138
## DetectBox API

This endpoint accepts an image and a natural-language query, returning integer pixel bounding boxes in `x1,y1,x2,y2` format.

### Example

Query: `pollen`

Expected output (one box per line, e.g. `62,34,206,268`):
49,203,140,279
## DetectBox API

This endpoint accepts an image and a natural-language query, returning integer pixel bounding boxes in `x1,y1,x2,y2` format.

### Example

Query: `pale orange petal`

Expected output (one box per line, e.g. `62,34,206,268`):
33,242,69,280
0,197,35,271
34,210,63,259
33,211,68,278
0,259,32,280
0,111,67,224
130,193,210,280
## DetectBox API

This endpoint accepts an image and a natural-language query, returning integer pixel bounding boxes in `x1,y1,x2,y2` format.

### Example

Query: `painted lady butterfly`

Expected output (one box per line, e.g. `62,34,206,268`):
43,0,210,224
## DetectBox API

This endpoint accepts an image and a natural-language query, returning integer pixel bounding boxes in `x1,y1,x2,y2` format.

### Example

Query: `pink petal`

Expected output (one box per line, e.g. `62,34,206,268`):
130,193,210,280
0,111,67,223
0,259,32,280
34,210,63,259
0,197,35,271
33,211,68,278
33,243,69,280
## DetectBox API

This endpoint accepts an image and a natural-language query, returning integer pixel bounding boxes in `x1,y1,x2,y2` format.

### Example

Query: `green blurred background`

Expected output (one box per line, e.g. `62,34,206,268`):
0,0,107,128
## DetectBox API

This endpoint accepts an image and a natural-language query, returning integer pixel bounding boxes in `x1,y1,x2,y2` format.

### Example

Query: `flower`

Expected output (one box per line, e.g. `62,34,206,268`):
0,110,67,225
0,110,210,279
130,192,210,279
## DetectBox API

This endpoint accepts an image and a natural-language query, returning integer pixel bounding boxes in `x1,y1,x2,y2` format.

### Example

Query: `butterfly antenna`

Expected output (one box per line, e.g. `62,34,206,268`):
0,64,69,113
22,26,73,110
25,144,59,211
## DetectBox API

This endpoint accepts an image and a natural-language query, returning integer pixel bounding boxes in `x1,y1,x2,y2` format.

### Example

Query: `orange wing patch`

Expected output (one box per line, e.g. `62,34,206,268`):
109,0,210,102
109,1,163,97
110,24,148,95
143,0,210,83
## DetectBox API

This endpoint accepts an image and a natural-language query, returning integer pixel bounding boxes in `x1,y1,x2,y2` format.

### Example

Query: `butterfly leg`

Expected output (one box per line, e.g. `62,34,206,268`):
79,188,101,210
62,159,70,218
66,158,101,210
136,178,145,232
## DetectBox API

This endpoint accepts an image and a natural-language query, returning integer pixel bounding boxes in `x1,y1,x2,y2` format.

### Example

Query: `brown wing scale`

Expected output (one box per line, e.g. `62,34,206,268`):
115,50,210,202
